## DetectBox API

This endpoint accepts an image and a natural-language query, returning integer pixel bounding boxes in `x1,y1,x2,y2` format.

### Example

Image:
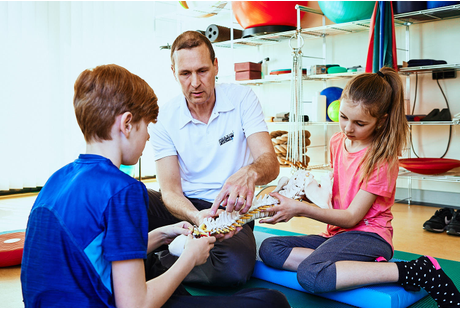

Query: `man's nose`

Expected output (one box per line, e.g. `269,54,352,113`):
191,73,200,88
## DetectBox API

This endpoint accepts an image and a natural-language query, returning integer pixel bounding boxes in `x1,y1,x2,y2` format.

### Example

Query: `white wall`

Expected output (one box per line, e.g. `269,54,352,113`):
0,1,231,189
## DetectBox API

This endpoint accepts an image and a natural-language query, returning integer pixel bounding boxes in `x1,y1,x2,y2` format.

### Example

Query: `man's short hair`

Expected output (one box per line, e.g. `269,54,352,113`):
73,64,158,142
170,30,215,67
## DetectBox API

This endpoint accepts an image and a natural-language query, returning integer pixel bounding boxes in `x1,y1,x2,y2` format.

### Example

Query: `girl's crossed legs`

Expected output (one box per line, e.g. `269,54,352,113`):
259,231,393,293
259,231,460,307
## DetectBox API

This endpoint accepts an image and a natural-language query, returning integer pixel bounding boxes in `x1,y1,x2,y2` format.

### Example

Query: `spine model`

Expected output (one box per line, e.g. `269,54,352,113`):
168,169,333,256
195,194,279,237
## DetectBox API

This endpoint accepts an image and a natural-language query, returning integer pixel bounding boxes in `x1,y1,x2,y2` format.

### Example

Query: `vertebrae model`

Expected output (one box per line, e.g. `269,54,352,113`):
169,169,333,256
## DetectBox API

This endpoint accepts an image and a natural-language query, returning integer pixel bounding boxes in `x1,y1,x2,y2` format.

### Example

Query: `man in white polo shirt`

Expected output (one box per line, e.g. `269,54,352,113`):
146,30,279,287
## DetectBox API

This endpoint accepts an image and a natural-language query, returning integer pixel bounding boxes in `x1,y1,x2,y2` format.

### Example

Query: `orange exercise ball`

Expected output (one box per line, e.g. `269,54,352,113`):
232,1,309,29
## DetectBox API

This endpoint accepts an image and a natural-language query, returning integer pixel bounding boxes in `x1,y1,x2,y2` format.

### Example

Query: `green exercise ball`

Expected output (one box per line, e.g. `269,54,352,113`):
318,1,375,24
120,164,135,177
327,100,340,122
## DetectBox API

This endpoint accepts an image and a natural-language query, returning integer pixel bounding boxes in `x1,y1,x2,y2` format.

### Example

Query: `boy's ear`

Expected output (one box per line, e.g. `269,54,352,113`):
120,112,133,138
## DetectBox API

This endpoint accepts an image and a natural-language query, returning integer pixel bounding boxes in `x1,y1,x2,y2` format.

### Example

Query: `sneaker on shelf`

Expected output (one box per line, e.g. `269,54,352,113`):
446,209,460,236
423,207,454,233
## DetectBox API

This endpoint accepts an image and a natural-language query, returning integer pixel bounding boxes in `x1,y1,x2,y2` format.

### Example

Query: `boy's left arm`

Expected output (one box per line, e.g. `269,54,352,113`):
112,257,189,308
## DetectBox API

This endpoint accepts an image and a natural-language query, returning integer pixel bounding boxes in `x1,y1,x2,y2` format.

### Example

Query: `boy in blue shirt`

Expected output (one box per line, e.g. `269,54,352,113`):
20,64,290,308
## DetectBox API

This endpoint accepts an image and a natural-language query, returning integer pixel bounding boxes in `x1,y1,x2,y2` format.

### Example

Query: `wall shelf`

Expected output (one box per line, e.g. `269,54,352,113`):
398,167,460,182
394,4,460,24
237,71,361,86
213,5,460,49
400,63,460,74
409,121,460,125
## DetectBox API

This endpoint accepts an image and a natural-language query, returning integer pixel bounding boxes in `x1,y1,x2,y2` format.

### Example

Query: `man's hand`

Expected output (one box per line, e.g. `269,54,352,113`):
212,225,244,242
210,167,255,216
209,132,279,216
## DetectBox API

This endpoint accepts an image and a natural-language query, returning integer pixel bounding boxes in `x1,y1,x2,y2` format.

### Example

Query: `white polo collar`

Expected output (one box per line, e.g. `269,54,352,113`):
178,86,235,129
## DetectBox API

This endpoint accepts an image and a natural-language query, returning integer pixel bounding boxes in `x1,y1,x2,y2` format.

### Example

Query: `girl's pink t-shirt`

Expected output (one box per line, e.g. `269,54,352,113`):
321,132,399,249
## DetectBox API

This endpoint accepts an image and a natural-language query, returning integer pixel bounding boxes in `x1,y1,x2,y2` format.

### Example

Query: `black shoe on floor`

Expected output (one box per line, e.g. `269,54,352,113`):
446,209,460,236
423,207,454,233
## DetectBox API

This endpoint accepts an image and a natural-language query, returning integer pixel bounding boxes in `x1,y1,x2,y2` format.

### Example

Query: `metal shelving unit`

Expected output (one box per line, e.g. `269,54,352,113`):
222,4,460,205
226,5,460,86
398,168,460,182
400,63,460,74
213,4,460,49
236,71,362,86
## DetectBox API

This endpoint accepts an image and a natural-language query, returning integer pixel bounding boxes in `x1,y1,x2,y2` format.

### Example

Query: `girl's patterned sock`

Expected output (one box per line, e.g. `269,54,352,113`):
396,256,460,308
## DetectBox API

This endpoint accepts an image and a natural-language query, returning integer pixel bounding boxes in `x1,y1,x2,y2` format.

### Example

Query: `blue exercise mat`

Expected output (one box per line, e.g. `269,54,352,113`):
252,227,428,308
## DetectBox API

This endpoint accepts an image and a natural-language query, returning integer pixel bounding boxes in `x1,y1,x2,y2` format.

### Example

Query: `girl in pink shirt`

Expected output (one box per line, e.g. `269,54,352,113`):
259,67,460,308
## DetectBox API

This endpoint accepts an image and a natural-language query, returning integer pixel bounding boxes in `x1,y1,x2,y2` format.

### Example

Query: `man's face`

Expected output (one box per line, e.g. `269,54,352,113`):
172,44,218,107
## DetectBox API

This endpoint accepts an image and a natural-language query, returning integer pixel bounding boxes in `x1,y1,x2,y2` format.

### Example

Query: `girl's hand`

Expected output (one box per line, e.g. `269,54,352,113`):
182,235,216,266
258,192,300,224
161,221,193,245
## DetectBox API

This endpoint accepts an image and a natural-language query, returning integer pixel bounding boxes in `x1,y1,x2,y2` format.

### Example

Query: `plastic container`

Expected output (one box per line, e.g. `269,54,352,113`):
427,1,459,9
393,1,427,14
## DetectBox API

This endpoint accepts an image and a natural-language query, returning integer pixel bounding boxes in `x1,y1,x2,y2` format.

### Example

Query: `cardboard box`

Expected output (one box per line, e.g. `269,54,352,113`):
234,62,261,72
310,65,327,75
235,70,261,80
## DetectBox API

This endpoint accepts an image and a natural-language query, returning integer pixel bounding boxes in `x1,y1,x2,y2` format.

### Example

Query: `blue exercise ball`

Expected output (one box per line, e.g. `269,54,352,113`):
318,1,375,24
320,87,343,122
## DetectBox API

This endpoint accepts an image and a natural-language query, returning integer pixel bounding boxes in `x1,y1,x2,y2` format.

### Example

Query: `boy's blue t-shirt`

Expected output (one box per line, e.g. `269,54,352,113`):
21,154,149,308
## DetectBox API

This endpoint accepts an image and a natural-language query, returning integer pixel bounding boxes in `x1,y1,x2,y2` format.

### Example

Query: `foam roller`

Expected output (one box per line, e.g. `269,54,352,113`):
205,24,243,42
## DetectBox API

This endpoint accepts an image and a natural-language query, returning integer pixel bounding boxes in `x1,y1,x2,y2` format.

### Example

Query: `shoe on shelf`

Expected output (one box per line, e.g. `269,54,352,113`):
446,209,460,236
423,207,454,233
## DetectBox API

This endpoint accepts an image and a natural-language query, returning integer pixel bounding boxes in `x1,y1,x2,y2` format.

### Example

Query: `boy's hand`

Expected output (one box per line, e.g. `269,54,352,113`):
162,221,193,245
183,235,216,266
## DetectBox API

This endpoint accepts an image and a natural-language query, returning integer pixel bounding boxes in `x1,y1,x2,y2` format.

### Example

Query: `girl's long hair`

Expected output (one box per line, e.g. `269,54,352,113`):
341,67,409,183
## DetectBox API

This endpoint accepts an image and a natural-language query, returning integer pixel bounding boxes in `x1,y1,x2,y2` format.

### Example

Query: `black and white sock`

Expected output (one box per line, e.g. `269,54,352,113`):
396,256,460,308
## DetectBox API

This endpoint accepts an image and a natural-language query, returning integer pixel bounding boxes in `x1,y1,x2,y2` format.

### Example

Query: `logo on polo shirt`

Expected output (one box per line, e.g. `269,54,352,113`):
219,131,234,146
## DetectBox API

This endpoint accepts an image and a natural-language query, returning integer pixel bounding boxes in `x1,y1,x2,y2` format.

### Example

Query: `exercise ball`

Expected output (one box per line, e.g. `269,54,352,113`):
232,1,309,29
320,86,343,122
327,100,340,122
120,164,136,177
318,1,375,24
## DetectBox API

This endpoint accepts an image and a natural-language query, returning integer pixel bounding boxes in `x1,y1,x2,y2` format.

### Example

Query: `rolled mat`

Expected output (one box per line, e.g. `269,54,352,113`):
0,230,26,267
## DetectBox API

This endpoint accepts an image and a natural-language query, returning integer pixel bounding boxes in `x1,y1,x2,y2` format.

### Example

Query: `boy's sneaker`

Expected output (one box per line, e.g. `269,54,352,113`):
446,209,460,236
423,208,454,233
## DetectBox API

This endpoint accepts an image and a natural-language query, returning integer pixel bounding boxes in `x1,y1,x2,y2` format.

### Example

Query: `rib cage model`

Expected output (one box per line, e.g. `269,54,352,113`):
168,169,333,257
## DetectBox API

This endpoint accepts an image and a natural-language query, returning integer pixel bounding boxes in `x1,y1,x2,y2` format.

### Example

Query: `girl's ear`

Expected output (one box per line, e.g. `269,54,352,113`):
377,113,388,130
120,112,133,138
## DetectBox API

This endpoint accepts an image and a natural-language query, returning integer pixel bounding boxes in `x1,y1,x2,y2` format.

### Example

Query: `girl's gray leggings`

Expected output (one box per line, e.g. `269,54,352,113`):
259,231,393,293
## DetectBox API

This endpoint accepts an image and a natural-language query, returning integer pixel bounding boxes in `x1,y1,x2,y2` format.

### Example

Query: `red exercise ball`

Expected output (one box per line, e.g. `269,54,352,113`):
232,1,309,29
